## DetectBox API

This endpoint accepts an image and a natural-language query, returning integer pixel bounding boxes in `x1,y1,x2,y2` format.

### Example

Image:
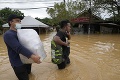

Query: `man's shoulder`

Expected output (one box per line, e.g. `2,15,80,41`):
4,30,15,37
56,31,65,35
56,31,63,36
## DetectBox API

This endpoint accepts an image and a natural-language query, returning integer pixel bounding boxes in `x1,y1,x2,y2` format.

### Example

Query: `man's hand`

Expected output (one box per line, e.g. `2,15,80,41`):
30,54,41,64
66,31,70,36
64,41,70,46
66,32,71,40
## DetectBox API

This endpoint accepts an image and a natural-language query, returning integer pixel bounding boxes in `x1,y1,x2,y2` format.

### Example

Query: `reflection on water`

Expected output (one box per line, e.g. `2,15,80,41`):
0,33,120,80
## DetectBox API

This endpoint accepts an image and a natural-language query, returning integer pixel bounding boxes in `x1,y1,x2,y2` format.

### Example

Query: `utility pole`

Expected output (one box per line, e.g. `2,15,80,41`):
64,0,66,4
88,0,91,34
117,1,120,17
111,0,120,22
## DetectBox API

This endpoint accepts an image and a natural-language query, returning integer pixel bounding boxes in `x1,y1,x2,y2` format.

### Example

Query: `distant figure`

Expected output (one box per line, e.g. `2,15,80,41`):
3,14,41,80
53,20,71,69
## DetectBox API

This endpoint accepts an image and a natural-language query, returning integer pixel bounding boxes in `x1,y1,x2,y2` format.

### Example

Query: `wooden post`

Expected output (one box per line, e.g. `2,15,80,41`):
63,0,65,4
100,26,101,34
88,0,92,34
46,28,48,34
38,27,40,35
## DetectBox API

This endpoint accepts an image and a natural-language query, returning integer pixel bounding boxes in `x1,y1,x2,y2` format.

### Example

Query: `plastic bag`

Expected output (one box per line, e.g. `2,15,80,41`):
51,40,63,64
17,29,47,64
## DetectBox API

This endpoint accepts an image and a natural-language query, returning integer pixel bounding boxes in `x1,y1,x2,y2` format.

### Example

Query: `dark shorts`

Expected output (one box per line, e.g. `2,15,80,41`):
12,64,32,80
57,47,70,69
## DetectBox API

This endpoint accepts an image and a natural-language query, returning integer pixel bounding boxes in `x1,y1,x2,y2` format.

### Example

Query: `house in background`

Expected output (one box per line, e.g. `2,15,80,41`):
2,16,49,34
71,9,120,34
100,16,120,34
71,10,104,34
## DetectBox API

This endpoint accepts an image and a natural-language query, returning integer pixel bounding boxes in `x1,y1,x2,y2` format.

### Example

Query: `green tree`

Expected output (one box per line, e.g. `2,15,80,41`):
47,2,67,25
35,17,53,26
0,7,24,32
86,0,119,21
46,0,85,25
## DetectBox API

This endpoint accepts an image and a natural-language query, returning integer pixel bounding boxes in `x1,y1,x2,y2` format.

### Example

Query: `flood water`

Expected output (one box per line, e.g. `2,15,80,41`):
0,32,120,80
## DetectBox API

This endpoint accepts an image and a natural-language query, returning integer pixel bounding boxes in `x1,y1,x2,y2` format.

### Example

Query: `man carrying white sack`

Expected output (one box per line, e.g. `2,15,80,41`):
3,14,41,80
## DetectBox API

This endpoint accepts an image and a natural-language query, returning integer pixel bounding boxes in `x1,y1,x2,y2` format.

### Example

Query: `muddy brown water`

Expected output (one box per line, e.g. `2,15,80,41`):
0,32,120,80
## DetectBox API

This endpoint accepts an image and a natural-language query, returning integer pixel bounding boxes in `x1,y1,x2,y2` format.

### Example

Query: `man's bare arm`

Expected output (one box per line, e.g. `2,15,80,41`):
53,36,68,46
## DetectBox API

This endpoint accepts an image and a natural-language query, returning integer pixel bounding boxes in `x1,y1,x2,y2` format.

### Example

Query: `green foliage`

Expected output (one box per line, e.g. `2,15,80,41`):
92,0,119,21
35,17,53,26
47,0,120,25
0,7,24,31
46,0,85,26
79,0,120,22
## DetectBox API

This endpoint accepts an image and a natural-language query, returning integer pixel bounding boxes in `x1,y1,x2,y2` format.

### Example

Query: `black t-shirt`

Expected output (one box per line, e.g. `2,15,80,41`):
56,31,67,42
56,31,68,48
56,31,70,57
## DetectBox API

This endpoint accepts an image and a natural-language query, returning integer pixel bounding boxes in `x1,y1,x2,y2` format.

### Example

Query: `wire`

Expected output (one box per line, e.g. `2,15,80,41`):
14,6,54,10
0,0,61,10
0,6,54,10
0,0,62,3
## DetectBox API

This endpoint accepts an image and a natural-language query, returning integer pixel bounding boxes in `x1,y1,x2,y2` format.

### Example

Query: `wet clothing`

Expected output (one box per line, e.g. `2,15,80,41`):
13,64,32,80
56,31,70,69
3,30,33,80
3,30,33,67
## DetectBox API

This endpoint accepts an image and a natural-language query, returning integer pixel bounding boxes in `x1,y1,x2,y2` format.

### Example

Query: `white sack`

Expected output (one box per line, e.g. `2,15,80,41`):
17,29,46,64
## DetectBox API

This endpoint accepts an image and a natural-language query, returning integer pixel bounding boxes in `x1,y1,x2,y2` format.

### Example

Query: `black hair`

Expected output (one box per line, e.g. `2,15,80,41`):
59,20,70,29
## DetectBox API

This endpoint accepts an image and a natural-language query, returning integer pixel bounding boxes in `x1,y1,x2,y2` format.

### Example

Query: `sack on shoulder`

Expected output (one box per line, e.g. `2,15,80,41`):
51,40,63,64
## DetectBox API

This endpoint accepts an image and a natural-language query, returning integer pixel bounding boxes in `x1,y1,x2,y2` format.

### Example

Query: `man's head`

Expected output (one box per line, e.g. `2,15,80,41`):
8,14,23,29
59,20,71,32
